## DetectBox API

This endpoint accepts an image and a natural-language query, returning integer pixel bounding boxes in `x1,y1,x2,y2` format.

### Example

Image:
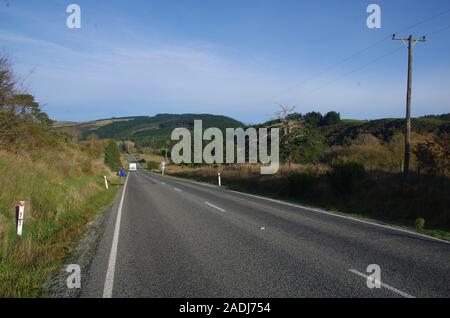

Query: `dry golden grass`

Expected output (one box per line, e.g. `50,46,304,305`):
0,145,119,297
137,153,167,163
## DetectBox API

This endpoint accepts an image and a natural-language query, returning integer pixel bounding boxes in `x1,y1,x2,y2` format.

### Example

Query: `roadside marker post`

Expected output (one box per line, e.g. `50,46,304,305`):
160,161,166,175
16,201,25,236
218,173,221,187
104,176,109,189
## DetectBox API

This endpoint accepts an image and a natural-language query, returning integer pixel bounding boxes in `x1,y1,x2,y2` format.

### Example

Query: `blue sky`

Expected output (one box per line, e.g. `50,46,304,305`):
0,0,449,123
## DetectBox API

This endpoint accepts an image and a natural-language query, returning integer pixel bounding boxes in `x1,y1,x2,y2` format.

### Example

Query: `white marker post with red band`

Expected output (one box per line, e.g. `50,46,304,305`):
218,173,221,187
17,201,25,236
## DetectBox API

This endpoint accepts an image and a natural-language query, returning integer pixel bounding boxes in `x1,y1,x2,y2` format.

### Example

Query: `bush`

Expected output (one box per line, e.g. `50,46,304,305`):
147,161,159,170
328,158,366,193
415,217,426,232
81,159,93,175
284,171,318,196
104,140,121,172
321,111,341,126
414,133,450,177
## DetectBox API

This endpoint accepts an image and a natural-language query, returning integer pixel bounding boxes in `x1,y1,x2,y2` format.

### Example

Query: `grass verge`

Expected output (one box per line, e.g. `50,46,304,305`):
0,150,118,297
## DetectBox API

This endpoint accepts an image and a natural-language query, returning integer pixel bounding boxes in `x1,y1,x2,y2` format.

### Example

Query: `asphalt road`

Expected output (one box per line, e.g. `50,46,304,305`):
81,166,450,298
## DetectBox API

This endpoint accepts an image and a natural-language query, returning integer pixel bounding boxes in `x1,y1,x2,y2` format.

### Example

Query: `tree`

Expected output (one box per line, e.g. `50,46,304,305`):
289,127,325,164
0,55,53,151
274,105,305,165
104,140,121,172
321,111,341,126
303,112,323,127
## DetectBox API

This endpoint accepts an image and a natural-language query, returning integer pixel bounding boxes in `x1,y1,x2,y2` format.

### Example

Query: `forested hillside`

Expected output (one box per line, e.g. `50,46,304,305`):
56,113,245,149
320,116,450,146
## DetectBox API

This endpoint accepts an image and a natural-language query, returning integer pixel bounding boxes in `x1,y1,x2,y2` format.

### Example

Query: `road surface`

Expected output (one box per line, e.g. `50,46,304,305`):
81,166,450,298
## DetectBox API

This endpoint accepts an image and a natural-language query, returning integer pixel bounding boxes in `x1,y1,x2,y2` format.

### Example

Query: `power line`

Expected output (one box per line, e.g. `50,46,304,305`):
424,24,450,36
301,46,403,98
269,35,391,101
303,22,449,99
268,7,450,103
396,7,450,34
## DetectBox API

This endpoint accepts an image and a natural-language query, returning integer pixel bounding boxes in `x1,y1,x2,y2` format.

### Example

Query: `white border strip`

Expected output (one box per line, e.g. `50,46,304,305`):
141,169,449,244
227,190,450,245
348,269,415,298
205,201,226,213
103,174,129,298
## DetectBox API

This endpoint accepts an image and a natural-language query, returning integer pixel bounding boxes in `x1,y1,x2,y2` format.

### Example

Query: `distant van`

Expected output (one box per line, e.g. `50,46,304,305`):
129,163,137,171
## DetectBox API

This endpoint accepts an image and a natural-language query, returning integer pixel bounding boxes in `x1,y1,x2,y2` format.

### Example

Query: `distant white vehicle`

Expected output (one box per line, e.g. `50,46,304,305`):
129,163,137,171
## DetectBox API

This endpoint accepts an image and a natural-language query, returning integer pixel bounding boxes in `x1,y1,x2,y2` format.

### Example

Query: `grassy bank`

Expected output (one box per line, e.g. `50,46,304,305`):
0,148,118,297
164,164,450,241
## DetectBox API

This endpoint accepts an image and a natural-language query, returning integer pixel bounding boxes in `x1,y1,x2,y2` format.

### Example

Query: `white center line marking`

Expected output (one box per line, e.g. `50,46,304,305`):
161,182,166,185
348,269,415,298
204,201,226,213
174,187,182,192
103,174,129,298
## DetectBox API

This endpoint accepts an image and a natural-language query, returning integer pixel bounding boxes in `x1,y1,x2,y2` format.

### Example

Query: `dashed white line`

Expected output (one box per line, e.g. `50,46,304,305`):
204,201,226,213
348,269,415,298
174,187,182,192
103,174,129,298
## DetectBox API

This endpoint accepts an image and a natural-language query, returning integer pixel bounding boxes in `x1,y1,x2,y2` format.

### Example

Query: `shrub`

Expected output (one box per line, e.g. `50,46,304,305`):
321,111,341,126
147,161,159,170
81,159,93,175
415,217,426,232
104,140,121,172
284,171,318,196
414,133,450,177
328,158,366,193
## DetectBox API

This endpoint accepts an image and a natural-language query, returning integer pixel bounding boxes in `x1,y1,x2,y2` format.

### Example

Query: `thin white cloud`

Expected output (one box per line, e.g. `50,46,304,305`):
1,27,448,121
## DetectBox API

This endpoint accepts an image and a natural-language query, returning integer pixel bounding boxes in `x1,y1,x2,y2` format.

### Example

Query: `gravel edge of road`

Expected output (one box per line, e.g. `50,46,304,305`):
43,198,116,298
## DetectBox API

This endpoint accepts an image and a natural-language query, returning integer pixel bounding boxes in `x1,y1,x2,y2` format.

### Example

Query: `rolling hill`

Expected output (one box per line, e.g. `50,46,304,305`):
54,112,450,150
319,116,450,146
54,113,245,149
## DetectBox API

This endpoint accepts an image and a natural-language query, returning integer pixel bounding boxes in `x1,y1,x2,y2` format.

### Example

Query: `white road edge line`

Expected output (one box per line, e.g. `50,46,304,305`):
227,190,449,245
142,170,449,244
204,201,226,213
348,269,415,298
103,174,129,298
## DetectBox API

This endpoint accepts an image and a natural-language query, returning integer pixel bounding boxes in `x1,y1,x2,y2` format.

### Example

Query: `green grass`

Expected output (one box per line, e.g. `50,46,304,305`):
341,119,369,124
0,150,119,297
0,176,117,297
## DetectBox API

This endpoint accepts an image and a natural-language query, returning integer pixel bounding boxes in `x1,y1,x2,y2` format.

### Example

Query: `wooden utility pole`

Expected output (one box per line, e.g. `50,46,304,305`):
392,34,426,175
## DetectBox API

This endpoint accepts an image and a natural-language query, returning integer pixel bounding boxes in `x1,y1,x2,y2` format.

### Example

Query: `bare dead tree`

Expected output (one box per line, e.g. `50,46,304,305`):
273,104,305,166
275,104,296,135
